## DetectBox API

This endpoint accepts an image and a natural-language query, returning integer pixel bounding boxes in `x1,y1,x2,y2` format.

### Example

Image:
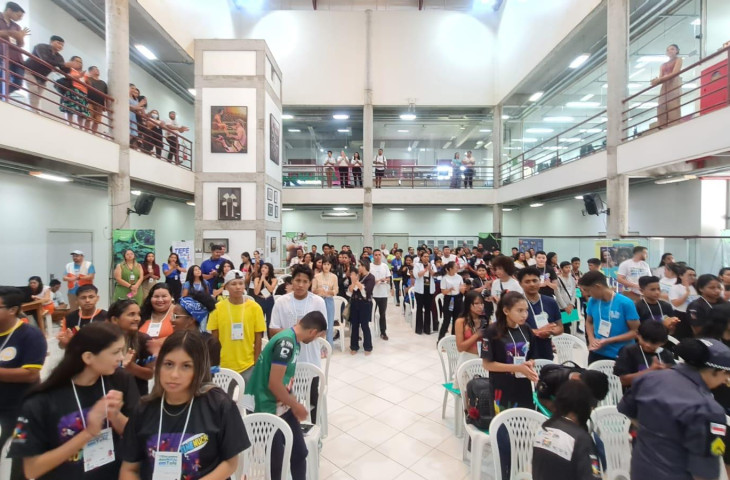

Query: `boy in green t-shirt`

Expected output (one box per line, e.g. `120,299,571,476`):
245,311,326,480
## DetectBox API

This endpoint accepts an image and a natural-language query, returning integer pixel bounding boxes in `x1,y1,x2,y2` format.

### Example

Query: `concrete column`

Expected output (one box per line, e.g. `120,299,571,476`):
361,10,374,248
492,203,503,235
606,0,629,238
492,104,503,188
106,0,131,230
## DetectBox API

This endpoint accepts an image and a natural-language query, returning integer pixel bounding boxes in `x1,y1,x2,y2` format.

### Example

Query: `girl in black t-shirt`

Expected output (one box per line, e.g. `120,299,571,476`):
108,300,154,396
9,322,140,480
120,331,249,480
482,291,537,410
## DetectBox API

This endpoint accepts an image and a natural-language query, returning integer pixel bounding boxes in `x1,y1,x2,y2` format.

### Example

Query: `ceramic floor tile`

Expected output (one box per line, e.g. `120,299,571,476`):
350,394,396,418
325,470,356,480
347,418,399,448
374,404,424,431
375,384,417,404
320,456,340,479
409,449,470,480
329,384,371,404
376,432,433,468
398,393,443,416
394,470,427,480
328,407,371,431
397,375,434,394
435,433,464,460
344,449,407,480
320,432,372,469
402,417,455,448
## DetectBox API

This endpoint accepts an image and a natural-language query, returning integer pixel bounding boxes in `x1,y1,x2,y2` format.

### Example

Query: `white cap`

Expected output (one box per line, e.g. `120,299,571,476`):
70,250,84,255
224,270,246,286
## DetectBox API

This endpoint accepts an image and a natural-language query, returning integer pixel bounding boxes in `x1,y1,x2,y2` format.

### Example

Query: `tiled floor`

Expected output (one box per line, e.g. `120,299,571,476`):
320,300,473,480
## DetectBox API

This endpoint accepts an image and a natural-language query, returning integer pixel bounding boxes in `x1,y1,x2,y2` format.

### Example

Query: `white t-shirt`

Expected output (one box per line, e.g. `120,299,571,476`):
659,276,677,296
527,258,537,266
412,261,436,294
270,292,327,367
491,278,524,301
323,155,336,168
374,155,387,170
441,274,463,295
370,262,391,298
442,254,458,265
617,259,652,294
668,284,699,312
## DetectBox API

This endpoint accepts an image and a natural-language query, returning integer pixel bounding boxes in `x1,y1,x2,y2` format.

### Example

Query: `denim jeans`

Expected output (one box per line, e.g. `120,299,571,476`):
323,295,335,345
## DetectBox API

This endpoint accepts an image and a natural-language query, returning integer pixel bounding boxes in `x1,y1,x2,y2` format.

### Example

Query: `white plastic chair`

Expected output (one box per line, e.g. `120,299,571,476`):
587,360,623,407
489,408,548,480
243,412,293,480
404,288,415,325
316,337,332,438
590,406,631,480
456,359,492,480
333,296,348,352
552,333,588,367
434,293,445,325
291,362,326,480
212,368,247,415
437,335,463,437
532,359,555,380
0,435,11,480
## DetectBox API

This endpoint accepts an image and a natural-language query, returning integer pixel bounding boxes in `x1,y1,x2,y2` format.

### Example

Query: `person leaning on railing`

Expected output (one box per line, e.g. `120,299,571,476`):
82,65,108,134
0,1,30,97
23,35,71,111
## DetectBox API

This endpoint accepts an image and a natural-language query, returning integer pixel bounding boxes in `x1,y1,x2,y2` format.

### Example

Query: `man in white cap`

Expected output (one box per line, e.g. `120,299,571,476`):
62,250,95,310
207,269,266,382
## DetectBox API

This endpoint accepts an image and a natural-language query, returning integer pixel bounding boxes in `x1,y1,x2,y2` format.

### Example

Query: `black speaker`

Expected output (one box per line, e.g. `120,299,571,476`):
583,194,600,216
133,194,155,215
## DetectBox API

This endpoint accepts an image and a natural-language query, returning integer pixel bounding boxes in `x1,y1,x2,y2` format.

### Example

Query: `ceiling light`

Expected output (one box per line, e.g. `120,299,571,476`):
479,129,492,133
530,203,544,208
333,207,348,211
580,94,594,102
566,101,601,108
502,208,513,212
186,201,195,206
420,148,426,152
476,140,484,145
333,114,349,120
282,207,294,211
397,129,409,133
407,146,412,152
400,113,417,120
529,91,544,102
629,69,645,79
446,208,462,211
602,84,608,88
526,128,554,134
288,128,301,133
520,138,538,143
691,18,701,26
560,137,581,143
638,55,669,63
131,190,141,195
29,171,71,182
655,174,697,185
337,129,350,133
502,115,510,120
569,54,590,69
459,126,466,130
135,44,157,60
442,142,452,149
187,88,196,96
504,147,522,150
574,196,584,200
389,208,405,211
544,146,568,150
629,101,658,109
282,114,294,120
319,148,324,152
544,116,574,123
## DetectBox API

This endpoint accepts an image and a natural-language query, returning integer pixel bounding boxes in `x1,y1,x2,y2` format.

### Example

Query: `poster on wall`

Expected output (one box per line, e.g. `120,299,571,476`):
203,238,229,253
172,241,193,268
477,232,501,252
594,240,639,283
112,229,155,265
218,187,242,220
211,106,247,153
518,238,544,253
269,114,280,165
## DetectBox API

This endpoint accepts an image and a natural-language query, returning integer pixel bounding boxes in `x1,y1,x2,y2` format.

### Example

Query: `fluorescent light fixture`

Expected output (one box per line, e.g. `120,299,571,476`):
655,174,697,185
333,114,349,120
479,129,492,133
407,146,412,152
476,140,484,145
580,94,594,102
281,114,294,120
445,208,462,211
574,195,584,200
529,91,544,102
29,171,71,182
580,128,603,133
691,18,701,26
566,101,601,108
288,128,301,133
187,88,196,96
502,115,510,120
602,84,608,88
131,190,141,196
504,147,523,151
397,129,409,133
337,129,350,133
520,138,538,143
502,208,513,212
333,207,349,211
569,54,590,69
629,68,645,79
389,208,405,211
543,116,574,123
186,201,195,206
560,137,581,143
135,44,157,60
544,146,568,150
638,55,669,63
530,202,544,208
526,128,554,134
442,142,452,149
282,207,294,211
400,113,417,120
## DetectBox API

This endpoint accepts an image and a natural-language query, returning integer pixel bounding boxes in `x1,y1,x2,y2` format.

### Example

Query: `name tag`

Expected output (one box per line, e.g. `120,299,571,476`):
147,321,163,338
232,322,244,340
534,312,549,329
83,427,115,472
152,451,182,480
534,427,575,461
129,274,136,282
514,356,526,378
598,319,612,338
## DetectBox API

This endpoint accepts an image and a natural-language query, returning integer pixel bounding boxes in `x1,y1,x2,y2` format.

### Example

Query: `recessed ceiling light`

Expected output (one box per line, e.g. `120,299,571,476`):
580,94,594,102
569,54,590,69
530,202,544,208
333,207,348,211
333,114,349,120
502,115,510,120
479,129,492,133
186,201,195,206
580,128,603,133
476,140,484,145
419,148,426,152
526,128,554,134
337,129,350,133
135,44,157,60
389,208,405,211
400,113,417,120
282,114,294,120
544,116,574,123
288,128,301,133
407,146,412,152
574,196,584,200
282,207,294,211
566,101,601,108
29,171,71,182
502,208,513,212
529,91,544,102
187,88,196,96
397,129,409,133
131,190,141,196
446,208,462,211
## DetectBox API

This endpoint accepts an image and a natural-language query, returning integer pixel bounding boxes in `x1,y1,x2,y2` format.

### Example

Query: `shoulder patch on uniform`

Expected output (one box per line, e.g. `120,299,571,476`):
711,422,727,436
711,437,726,457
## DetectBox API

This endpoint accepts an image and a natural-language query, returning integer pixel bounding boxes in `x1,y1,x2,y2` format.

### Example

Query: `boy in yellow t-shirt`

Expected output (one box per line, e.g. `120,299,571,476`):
208,270,266,382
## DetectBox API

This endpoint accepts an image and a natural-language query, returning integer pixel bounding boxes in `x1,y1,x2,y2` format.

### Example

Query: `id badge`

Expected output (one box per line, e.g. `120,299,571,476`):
534,312,549,329
147,321,162,338
232,322,244,340
540,274,547,285
598,319,612,338
514,356,526,378
83,427,115,472
129,273,136,282
152,451,182,480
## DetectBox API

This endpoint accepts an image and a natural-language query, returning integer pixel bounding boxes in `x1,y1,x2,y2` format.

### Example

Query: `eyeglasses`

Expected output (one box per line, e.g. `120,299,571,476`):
171,314,191,321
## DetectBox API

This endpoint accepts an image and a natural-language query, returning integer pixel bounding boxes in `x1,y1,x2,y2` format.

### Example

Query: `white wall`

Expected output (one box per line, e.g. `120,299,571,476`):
706,0,730,54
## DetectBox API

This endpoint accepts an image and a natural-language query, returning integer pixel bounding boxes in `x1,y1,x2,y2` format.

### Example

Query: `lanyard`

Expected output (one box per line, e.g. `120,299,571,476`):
599,293,616,323
640,349,661,369
642,298,664,318
507,328,527,357
290,295,311,319
80,309,102,324
558,277,573,301
528,296,544,318
71,377,109,430
227,299,245,326
0,320,20,351
702,297,714,309
157,394,194,452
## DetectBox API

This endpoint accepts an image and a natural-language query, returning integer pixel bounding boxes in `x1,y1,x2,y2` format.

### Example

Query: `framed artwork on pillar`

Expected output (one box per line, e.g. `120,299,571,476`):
218,187,242,220
203,238,229,253
269,114,280,165
211,106,247,153
268,203,274,216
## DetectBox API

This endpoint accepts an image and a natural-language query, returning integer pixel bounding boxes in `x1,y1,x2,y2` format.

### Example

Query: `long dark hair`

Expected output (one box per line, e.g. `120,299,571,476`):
257,262,275,282
141,283,174,320
108,299,143,357
494,291,527,338
184,265,209,294
28,275,43,294
144,252,156,267
460,290,482,331
31,322,124,395
216,260,236,283
145,331,214,403
659,253,673,268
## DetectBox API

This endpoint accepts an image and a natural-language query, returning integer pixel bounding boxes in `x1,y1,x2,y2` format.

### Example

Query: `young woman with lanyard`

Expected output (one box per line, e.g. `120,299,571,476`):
669,266,698,339
162,253,186,302
119,331,250,480
139,284,175,352
113,249,144,305
438,261,465,342
182,266,209,298
238,252,253,276
253,263,278,332
212,260,235,299
108,299,155,395
659,262,681,300
9,322,139,480
141,253,161,301
313,258,338,346
454,290,484,367
555,261,577,334
688,274,726,336
170,291,221,369
720,267,730,301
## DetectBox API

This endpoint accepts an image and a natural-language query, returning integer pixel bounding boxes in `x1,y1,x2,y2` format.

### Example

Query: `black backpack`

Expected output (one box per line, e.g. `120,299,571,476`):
465,375,495,430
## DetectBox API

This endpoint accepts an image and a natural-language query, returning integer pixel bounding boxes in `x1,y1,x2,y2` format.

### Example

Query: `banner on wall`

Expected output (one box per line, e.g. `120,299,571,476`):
594,240,639,283
284,232,307,264
518,238,543,253
172,241,194,268
477,232,501,252
112,230,155,266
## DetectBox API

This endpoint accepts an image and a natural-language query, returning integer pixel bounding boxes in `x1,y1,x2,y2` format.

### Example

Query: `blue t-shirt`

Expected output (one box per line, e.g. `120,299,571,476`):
391,258,403,279
586,293,639,359
525,295,562,360
69,263,96,294
200,257,225,291
162,263,180,282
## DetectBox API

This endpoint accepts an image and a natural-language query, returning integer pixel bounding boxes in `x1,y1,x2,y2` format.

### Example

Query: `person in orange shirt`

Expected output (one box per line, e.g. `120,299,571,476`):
58,55,88,128
138,283,174,354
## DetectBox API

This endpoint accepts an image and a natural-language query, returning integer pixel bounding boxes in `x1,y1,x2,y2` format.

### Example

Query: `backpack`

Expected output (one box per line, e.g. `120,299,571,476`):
465,375,495,430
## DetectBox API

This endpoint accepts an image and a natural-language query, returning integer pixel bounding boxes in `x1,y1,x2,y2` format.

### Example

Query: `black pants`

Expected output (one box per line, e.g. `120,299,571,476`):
310,377,319,424
1,62,24,96
439,295,462,341
393,278,402,304
464,167,474,188
271,409,308,480
338,167,349,187
350,300,373,351
374,297,388,335
0,413,22,480
415,291,435,334
352,167,362,187
167,135,179,163
588,351,615,364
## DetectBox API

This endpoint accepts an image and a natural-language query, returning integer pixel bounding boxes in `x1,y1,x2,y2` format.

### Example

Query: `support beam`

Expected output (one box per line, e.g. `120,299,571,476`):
362,10,374,248
106,0,131,231
492,203,503,235
492,104,503,188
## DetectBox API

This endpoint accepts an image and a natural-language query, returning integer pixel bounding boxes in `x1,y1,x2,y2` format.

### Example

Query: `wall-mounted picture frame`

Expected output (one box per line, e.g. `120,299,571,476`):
203,238,229,253
269,114,280,165
270,236,277,253
267,187,273,201
268,203,274,216
274,190,279,204
218,187,241,220
275,205,279,219
211,106,247,153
